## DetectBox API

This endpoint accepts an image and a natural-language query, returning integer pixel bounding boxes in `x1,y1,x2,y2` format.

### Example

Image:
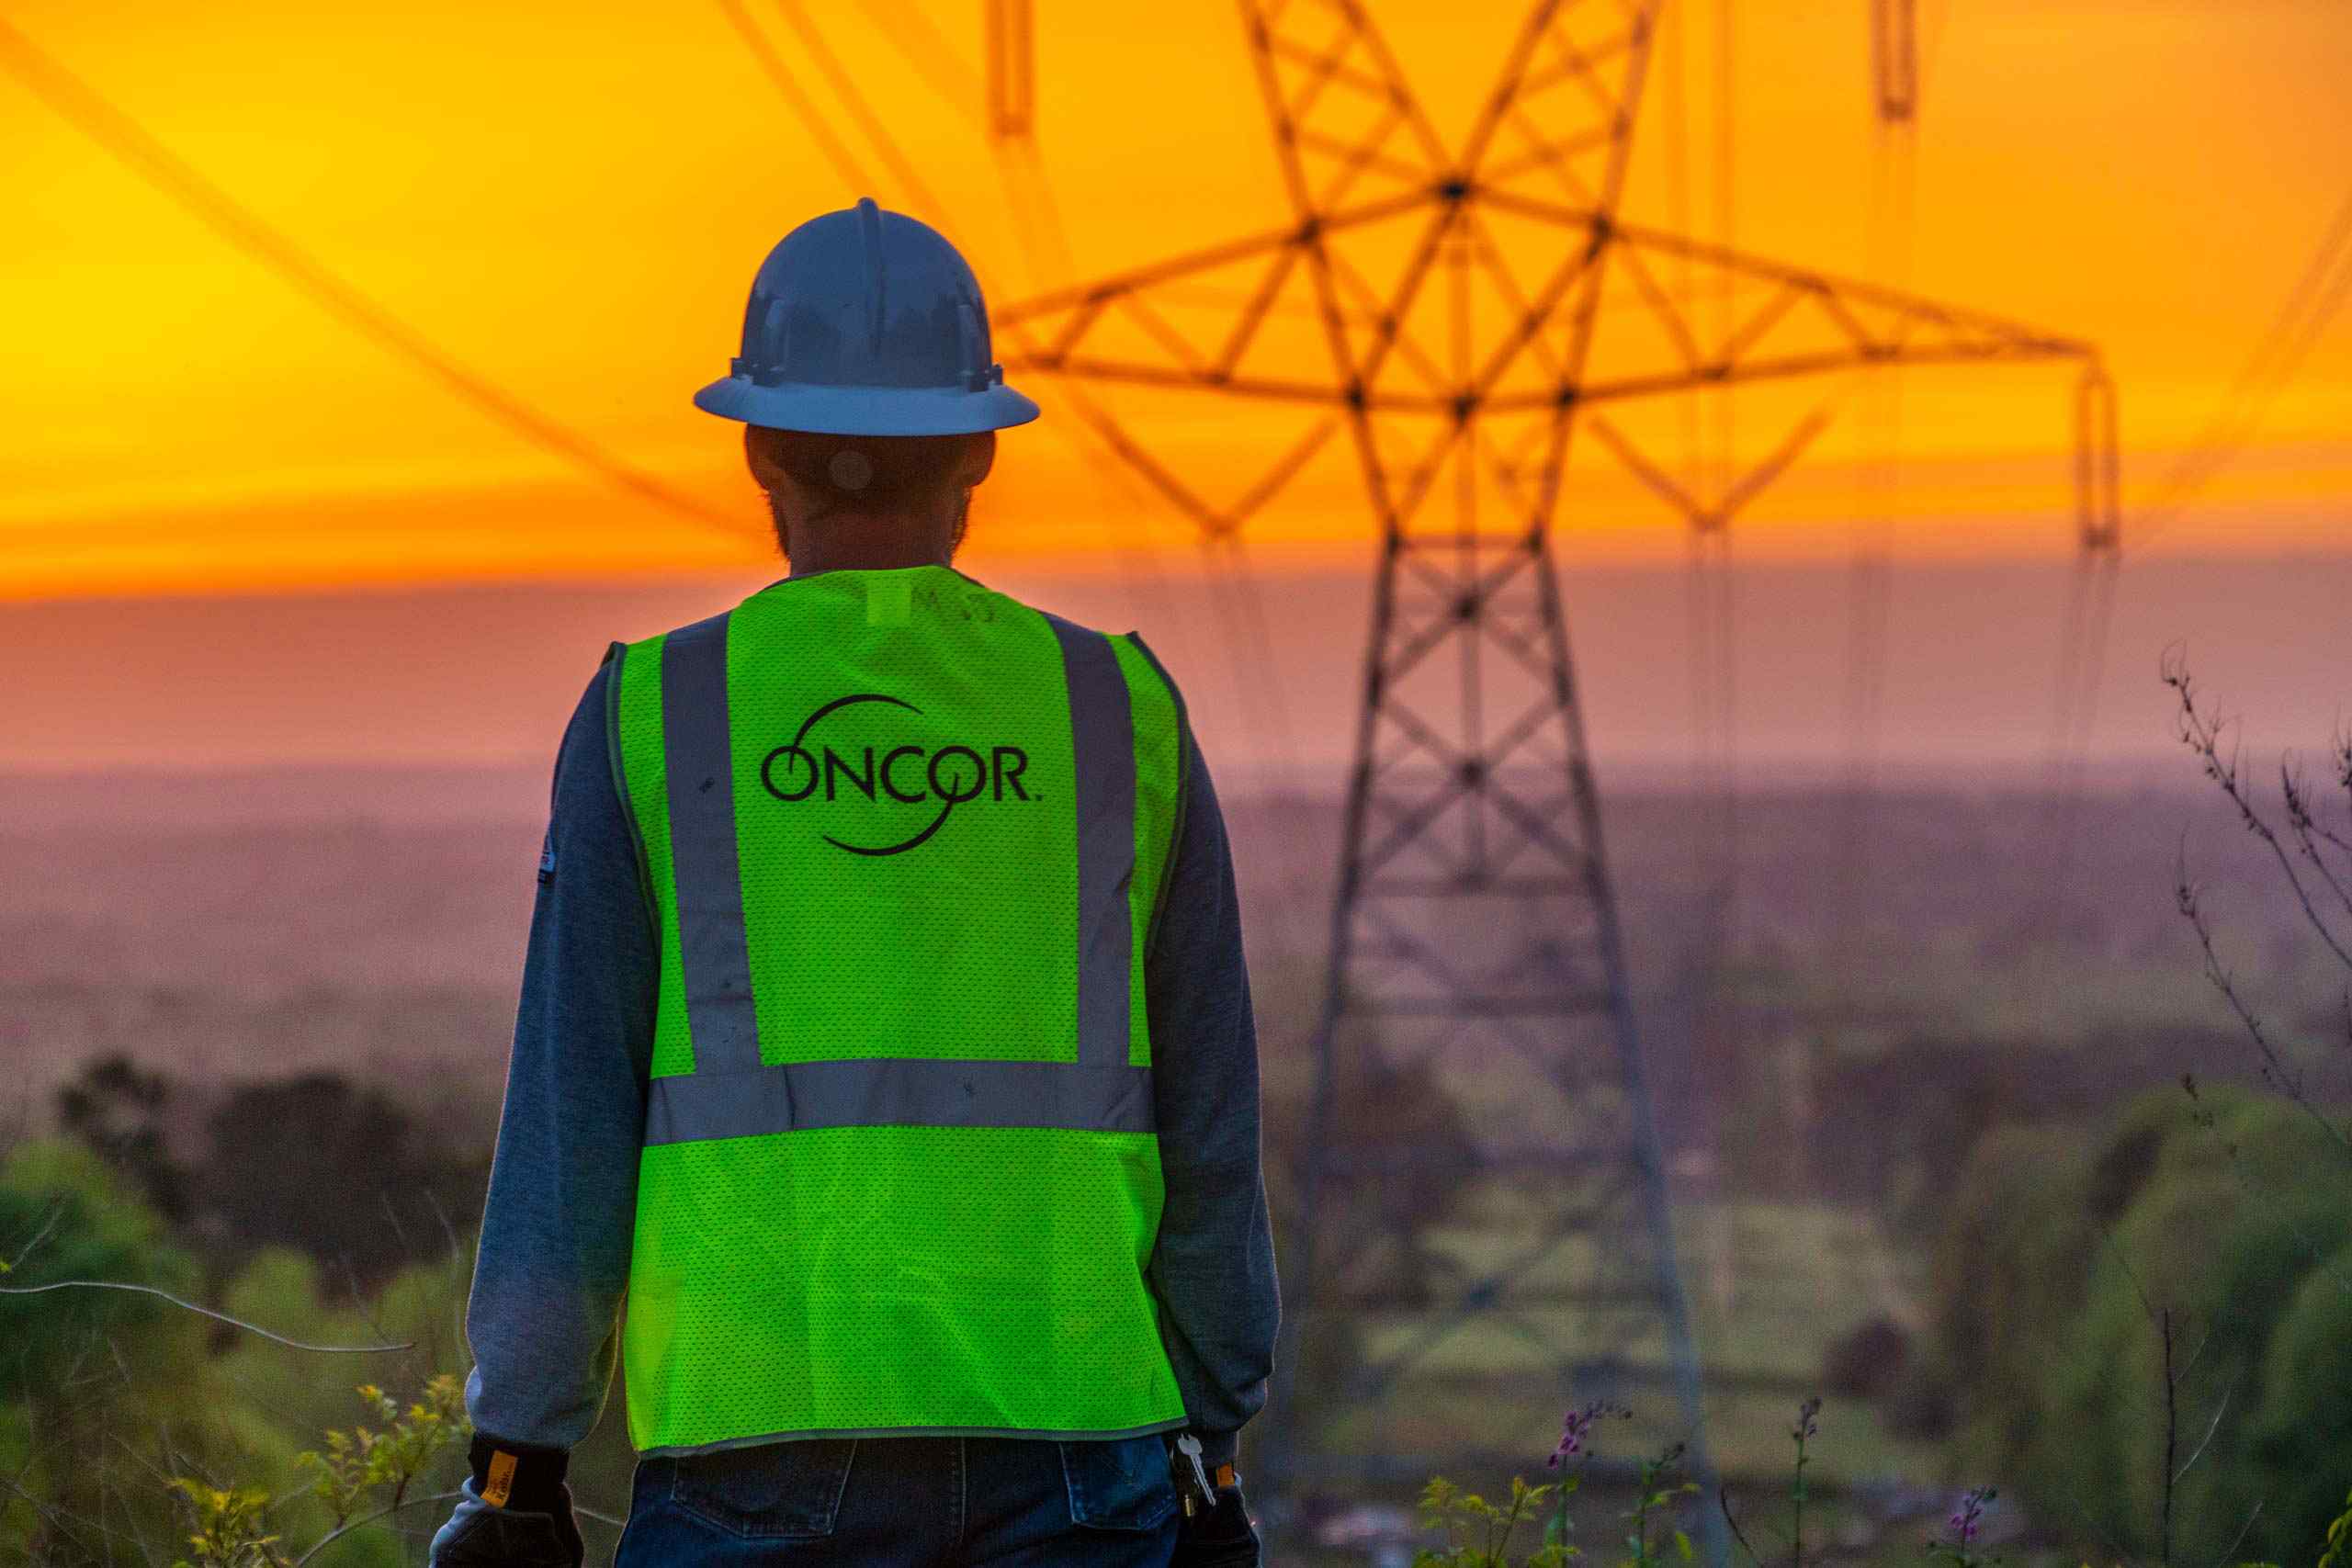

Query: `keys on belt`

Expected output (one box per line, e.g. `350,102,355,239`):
1166,1432,1262,1566
1170,1431,1241,1517
1174,1433,1213,1516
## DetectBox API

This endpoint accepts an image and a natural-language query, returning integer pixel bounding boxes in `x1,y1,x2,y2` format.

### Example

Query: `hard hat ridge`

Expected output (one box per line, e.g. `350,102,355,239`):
695,197,1041,437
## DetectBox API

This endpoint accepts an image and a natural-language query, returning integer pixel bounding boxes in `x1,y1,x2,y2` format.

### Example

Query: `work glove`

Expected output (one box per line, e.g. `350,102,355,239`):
1171,1478,1261,1567
427,1436,584,1568
1165,1433,1262,1568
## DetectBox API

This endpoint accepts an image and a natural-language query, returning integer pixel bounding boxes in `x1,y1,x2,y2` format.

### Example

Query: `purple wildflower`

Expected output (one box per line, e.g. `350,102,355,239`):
1546,1400,1631,1469
1792,1395,1821,1443
1946,1485,1996,1547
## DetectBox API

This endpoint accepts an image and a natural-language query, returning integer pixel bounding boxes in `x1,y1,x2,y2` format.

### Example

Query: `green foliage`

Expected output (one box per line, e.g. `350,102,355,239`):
1,1138,225,1560
1921,1083,2352,1566
1786,1398,1820,1568
1413,1416,1704,1568
2,1129,479,1564
2315,1486,2352,1568
1619,1445,1700,1568
295,1376,468,1529
1412,1474,1577,1568
0,1137,205,1398
2245,1248,2352,1547
168,1477,290,1568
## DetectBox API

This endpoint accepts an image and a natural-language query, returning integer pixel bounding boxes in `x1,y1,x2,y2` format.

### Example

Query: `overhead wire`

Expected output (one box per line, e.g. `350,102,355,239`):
774,0,946,221
743,0,1307,803
715,0,1168,622
0,18,756,545
2037,367,2123,938
2036,184,2352,936
1838,1,1953,1341
1832,5,1917,1039
716,0,879,195
1707,0,1743,971
2040,546,2120,893
1659,0,1742,1319
850,0,1084,340
2132,183,2352,553
722,3,1312,807
853,0,983,116
969,41,1308,805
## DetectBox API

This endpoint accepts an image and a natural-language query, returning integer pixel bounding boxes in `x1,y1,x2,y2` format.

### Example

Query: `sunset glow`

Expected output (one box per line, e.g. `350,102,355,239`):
3,0,2346,601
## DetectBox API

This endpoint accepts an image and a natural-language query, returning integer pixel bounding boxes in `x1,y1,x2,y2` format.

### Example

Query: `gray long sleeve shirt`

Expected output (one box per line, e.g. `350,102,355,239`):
460,624,1280,1470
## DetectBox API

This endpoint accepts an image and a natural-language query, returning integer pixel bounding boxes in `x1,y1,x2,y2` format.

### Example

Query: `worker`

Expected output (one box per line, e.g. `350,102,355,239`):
427,197,1278,1567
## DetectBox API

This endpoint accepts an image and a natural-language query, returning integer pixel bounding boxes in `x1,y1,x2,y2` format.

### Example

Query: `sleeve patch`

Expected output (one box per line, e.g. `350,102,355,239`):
482,1448,517,1506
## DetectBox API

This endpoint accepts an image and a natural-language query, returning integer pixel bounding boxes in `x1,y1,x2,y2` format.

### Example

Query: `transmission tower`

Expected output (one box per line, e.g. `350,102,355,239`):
997,0,2111,1545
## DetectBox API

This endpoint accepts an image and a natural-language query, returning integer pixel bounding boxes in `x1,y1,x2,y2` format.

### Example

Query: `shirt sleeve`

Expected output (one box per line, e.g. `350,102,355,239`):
1141,722,1283,1472
461,656,655,1452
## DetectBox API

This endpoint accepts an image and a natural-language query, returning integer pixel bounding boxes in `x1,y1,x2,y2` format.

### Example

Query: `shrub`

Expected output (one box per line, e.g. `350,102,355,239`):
1921,1083,2352,1564
0,1139,210,1560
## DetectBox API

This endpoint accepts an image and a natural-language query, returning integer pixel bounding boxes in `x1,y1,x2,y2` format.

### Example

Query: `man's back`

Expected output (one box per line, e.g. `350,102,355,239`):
607,566,1194,1452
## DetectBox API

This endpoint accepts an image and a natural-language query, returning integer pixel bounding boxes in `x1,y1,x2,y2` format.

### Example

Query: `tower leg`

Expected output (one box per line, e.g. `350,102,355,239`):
1262,517,1724,1566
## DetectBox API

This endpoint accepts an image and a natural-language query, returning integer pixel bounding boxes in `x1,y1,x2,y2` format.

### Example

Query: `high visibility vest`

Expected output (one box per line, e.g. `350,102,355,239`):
605,564,1193,1455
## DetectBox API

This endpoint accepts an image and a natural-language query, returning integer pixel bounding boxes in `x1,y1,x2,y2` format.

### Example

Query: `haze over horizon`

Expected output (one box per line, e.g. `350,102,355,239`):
8,549,2343,792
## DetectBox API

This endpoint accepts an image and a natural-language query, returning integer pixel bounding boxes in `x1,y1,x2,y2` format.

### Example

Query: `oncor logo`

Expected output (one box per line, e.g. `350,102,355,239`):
758,693,1034,857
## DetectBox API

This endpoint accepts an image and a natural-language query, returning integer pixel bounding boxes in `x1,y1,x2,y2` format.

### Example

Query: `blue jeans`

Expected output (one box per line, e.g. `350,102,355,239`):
612,1432,1182,1566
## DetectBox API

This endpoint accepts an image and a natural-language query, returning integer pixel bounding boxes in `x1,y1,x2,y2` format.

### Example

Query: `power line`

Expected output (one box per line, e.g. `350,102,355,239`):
2030,353,2123,951
2035,186,2352,922
1830,10,1919,1039
2133,182,2352,551
714,0,878,196
0,17,753,544
729,1,1305,801
854,0,982,121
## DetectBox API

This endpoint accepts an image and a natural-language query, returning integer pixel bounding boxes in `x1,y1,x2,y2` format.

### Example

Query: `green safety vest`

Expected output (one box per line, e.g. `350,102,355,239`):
605,564,1193,1455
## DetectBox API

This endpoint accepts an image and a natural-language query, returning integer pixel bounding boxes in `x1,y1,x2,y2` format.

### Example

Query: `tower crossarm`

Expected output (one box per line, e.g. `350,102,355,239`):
1480,189,2098,375
996,190,1430,329
1496,334,2088,413
1001,188,2097,423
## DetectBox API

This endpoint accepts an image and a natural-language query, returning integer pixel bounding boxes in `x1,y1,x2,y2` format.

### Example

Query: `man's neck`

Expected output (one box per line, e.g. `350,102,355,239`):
785,538,949,578
782,502,964,579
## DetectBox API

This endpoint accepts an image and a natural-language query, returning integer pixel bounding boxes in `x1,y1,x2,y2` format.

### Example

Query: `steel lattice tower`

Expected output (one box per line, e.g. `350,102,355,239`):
997,0,2111,1545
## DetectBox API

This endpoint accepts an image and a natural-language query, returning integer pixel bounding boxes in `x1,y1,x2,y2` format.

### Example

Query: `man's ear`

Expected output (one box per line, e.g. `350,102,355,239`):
744,423,786,492
959,431,997,490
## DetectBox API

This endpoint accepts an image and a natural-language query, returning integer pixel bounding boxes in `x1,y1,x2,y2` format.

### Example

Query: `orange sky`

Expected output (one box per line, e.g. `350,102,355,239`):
2,0,2347,601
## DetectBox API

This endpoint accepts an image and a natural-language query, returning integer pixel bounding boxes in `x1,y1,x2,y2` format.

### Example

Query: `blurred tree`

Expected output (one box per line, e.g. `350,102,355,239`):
1819,1314,1907,1400
1917,1084,2351,1565
198,1072,486,1296
2245,1242,2352,1550
54,1050,194,1224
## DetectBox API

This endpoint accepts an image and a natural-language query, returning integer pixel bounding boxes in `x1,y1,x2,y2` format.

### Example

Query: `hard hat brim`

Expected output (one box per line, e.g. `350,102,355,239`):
693,377,1043,437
